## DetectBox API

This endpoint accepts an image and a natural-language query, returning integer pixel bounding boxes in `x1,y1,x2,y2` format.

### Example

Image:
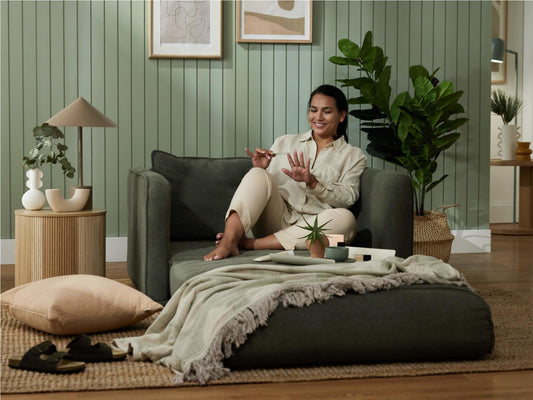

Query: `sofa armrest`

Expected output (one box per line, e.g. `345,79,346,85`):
351,168,413,258
127,168,171,303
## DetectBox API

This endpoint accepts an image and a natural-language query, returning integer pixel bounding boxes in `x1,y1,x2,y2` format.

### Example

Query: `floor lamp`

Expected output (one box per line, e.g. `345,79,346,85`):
491,38,519,224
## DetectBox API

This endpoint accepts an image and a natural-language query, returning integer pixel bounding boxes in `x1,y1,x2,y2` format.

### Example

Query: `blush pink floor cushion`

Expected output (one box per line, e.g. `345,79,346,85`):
0,275,163,335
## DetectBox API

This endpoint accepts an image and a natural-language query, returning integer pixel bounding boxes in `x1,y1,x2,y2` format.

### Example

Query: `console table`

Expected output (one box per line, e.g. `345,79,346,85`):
490,159,533,235
15,208,106,285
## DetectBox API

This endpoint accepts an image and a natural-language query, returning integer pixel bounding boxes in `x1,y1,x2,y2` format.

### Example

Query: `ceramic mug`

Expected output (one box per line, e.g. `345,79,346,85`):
325,246,349,262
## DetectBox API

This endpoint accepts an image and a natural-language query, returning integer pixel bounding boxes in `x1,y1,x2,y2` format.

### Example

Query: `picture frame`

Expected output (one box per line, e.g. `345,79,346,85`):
236,0,312,43
491,0,507,84
148,0,222,58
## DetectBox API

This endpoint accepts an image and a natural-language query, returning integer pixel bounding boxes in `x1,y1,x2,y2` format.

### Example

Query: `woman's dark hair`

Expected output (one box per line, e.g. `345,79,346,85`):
308,84,349,142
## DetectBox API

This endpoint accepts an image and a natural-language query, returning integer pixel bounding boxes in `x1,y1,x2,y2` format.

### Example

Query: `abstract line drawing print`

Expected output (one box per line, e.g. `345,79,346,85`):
160,1,211,45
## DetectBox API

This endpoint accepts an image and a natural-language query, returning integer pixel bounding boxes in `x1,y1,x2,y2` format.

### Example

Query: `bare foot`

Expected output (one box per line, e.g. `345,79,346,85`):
215,232,255,250
204,243,240,261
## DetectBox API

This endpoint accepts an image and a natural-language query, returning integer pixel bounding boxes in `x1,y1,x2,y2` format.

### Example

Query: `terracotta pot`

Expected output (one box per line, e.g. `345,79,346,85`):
306,236,329,258
516,141,532,161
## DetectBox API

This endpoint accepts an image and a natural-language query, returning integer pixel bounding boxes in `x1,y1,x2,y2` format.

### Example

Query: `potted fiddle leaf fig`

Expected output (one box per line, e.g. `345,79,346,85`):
22,123,76,178
299,216,331,258
329,31,468,216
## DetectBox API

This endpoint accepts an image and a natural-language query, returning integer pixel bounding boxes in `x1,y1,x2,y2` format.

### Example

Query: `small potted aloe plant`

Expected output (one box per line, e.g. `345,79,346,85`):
299,217,331,258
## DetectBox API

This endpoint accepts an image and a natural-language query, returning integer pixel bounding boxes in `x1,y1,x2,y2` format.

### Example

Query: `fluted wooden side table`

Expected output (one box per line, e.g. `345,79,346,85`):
15,208,106,286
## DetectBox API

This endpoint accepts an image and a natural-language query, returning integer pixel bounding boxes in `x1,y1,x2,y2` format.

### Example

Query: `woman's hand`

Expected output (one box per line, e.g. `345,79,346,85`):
245,148,274,169
282,151,318,188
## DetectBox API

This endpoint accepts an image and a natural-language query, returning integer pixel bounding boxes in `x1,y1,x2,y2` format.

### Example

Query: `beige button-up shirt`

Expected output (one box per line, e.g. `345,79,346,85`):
267,130,367,223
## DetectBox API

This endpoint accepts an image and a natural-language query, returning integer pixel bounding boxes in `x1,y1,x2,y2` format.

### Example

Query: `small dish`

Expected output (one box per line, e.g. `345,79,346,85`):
324,246,349,262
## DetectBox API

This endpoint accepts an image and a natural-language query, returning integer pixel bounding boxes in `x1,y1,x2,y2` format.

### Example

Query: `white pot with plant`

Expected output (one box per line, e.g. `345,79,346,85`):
22,123,76,211
491,89,522,160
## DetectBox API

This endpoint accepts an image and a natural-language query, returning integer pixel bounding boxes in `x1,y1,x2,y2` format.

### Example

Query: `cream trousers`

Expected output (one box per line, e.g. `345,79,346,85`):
226,168,357,250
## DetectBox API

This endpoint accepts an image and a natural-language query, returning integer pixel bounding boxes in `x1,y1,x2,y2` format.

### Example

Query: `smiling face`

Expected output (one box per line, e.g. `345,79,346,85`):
308,93,347,141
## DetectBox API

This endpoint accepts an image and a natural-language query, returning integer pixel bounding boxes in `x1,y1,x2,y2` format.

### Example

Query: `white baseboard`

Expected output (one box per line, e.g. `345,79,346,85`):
1,230,491,265
1,237,128,264
450,229,491,253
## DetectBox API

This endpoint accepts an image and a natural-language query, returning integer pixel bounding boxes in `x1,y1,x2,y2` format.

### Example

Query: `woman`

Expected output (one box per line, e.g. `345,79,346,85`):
204,84,367,261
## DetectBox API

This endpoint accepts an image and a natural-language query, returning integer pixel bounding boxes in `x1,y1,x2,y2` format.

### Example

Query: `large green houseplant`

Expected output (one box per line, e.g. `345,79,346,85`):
329,31,467,216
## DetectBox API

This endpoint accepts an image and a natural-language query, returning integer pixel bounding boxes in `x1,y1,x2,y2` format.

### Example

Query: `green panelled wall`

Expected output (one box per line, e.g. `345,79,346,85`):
0,0,491,239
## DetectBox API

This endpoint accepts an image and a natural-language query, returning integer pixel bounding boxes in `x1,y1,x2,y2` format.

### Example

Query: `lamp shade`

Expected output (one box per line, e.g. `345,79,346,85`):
491,38,505,63
47,97,116,127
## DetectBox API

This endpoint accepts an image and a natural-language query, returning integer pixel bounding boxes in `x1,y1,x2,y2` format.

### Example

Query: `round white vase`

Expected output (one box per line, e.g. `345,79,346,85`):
21,168,46,210
498,125,520,160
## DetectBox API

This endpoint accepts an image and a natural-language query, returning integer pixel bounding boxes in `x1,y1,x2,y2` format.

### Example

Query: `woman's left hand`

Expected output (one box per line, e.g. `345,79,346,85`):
282,151,317,188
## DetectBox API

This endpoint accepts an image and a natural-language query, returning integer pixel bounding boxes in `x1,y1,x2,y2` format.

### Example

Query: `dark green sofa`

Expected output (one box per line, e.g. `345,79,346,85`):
126,150,494,368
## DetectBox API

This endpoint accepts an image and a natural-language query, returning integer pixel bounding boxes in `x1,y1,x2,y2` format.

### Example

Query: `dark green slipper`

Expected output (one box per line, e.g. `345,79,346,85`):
8,340,86,374
67,334,127,362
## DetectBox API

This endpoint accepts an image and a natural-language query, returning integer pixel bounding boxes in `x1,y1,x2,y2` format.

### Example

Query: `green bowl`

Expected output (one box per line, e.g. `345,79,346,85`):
324,246,349,262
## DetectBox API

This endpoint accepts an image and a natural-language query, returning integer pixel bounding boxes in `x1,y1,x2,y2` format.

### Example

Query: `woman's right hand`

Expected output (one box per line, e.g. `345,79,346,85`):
245,148,275,169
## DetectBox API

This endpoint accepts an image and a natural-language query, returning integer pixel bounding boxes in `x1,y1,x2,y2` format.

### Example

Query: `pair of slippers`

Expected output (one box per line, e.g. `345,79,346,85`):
8,334,127,374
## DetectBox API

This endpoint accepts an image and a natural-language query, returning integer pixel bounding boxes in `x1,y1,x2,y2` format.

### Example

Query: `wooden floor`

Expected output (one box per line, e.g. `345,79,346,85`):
2,234,533,399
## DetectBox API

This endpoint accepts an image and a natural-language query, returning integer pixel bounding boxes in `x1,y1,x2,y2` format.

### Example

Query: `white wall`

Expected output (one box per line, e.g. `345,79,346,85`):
523,2,533,144
490,0,525,223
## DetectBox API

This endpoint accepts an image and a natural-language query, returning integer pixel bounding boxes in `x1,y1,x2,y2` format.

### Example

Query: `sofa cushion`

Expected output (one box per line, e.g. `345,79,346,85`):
152,151,252,241
226,284,495,368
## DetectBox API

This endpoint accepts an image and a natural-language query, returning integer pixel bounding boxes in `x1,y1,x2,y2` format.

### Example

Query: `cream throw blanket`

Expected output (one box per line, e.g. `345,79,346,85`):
113,255,467,384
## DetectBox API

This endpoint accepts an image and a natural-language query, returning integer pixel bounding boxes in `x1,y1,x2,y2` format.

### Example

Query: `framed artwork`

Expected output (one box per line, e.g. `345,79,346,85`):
236,0,312,43
148,0,222,58
491,0,507,84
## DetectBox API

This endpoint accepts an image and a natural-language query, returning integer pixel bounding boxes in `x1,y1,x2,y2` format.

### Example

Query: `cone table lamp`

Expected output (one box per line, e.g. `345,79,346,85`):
47,97,117,209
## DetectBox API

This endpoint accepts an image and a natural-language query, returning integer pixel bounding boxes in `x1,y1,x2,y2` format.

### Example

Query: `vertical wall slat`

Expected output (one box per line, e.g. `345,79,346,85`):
170,60,185,157
197,59,211,157
184,60,198,156
285,44,299,134
443,1,459,224
431,1,446,206
104,0,119,236
78,0,92,185
91,0,106,209
261,44,274,148
347,0,362,147
222,0,236,156
455,0,471,230
1,0,12,237
157,60,171,153
9,1,24,233
235,43,249,153
22,0,38,194
131,0,146,167
247,44,261,148
384,0,398,172
117,0,133,235
49,1,66,194
273,45,287,137
64,0,79,195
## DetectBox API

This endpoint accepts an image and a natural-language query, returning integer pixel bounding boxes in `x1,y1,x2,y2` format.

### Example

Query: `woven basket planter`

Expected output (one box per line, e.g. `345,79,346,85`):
413,205,458,262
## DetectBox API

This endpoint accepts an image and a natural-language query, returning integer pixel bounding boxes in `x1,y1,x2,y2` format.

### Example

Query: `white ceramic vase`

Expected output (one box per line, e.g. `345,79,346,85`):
21,168,46,210
45,188,90,212
498,124,520,160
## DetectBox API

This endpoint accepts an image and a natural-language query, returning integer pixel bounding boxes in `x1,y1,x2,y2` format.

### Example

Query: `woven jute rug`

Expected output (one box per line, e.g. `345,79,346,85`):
1,287,532,394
